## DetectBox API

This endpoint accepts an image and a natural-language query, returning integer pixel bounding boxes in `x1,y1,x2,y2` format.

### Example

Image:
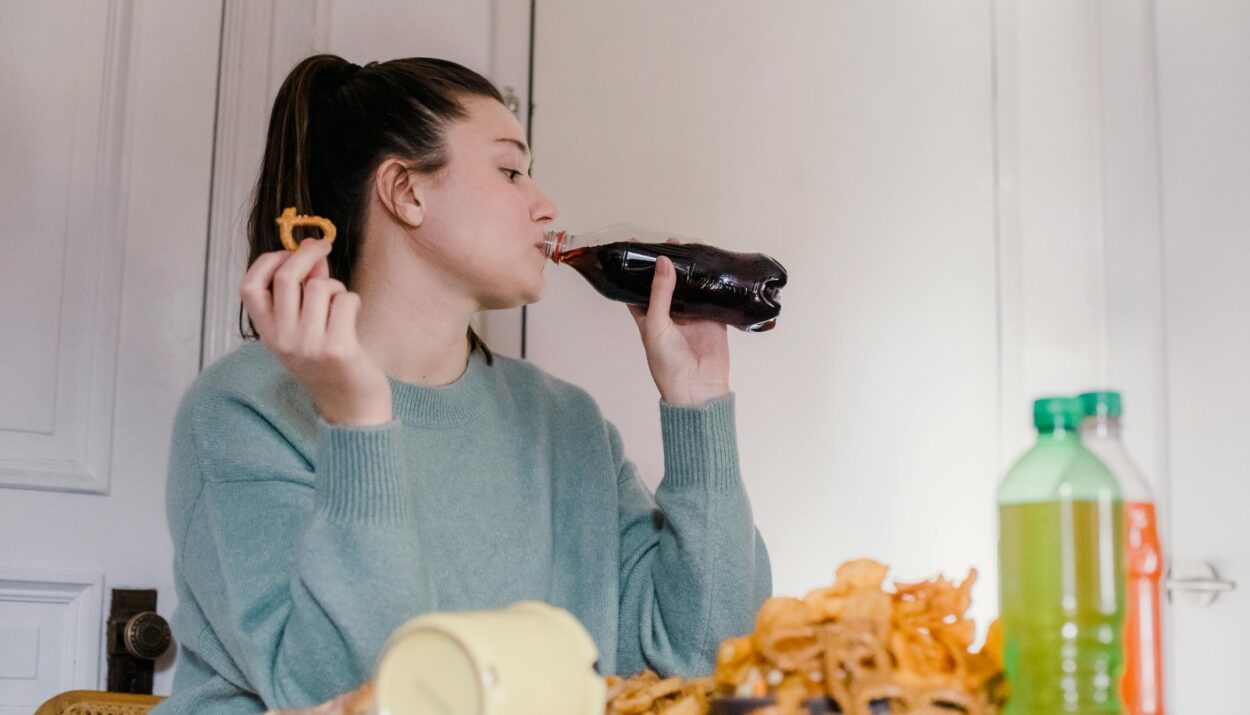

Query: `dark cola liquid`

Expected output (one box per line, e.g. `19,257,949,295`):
558,242,787,332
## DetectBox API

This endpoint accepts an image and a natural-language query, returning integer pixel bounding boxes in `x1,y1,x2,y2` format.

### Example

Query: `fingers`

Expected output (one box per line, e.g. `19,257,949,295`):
271,239,334,337
239,238,335,350
629,244,682,334
311,254,330,280
299,277,348,339
642,256,677,336
239,251,289,336
325,291,363,359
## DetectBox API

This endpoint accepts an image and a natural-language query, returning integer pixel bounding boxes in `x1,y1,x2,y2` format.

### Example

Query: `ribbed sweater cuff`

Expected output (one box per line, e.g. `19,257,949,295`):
659,393,741,491
314,419,414,524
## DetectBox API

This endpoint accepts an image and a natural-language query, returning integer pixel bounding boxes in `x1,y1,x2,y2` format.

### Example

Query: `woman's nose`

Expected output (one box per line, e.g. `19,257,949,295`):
532,187,558,224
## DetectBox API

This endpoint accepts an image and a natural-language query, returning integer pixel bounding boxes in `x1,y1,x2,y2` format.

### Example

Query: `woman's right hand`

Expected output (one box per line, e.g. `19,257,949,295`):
240,238,393,426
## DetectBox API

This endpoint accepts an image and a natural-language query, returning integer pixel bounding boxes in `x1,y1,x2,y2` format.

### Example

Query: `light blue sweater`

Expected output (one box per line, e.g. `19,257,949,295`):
155,341,771,713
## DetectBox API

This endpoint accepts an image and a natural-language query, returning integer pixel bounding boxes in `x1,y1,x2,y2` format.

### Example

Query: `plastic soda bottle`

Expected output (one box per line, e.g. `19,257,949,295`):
998,397,1126,714
543,224,788,332
1079,391,1165,715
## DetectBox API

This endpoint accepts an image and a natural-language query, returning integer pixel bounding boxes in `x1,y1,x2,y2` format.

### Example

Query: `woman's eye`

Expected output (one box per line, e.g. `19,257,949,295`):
502,169,522,183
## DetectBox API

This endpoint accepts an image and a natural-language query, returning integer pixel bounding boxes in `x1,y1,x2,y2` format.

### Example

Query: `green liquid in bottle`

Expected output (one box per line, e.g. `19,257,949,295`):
998,398,1126,715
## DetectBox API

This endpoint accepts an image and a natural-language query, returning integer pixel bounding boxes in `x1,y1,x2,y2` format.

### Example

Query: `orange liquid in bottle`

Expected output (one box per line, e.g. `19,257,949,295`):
1122,501,1165,715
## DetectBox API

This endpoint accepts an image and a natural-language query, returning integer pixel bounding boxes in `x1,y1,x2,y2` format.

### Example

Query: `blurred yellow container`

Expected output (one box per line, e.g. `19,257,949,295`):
371,601,605,715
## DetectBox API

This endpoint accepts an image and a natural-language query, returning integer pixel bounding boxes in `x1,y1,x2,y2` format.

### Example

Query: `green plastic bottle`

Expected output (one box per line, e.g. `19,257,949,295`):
998,397,1126,714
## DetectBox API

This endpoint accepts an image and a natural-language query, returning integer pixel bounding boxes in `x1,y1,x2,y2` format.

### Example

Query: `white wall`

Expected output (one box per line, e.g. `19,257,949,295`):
324,1,492,70
525,0,1174,639
528,0,1001,621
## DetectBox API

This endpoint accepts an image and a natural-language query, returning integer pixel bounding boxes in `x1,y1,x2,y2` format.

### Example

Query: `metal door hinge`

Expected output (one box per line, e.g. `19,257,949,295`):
1166,561,1236,607
502,86,521,117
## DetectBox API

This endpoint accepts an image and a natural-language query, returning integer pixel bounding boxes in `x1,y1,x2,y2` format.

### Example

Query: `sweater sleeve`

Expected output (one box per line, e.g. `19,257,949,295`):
172,389,433,709
614,393,773,677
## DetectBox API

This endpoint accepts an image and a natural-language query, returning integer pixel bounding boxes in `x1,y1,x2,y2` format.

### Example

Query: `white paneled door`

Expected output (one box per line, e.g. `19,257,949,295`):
1155,0,1249,708
0,0,221,709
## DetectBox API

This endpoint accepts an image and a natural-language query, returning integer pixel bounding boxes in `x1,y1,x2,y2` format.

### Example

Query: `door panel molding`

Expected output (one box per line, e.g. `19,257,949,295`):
0,568,104,702
0,0,133,494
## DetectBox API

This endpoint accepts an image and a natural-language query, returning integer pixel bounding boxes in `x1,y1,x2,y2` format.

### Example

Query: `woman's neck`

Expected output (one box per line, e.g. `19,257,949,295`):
356,306,473,387
352,230,477,387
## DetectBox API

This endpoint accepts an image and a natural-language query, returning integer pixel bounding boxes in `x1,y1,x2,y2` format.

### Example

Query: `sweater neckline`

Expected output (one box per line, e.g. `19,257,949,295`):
387,349,492,427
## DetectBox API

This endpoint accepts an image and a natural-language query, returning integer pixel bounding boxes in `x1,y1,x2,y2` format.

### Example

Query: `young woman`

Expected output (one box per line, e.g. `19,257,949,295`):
156,54,771,714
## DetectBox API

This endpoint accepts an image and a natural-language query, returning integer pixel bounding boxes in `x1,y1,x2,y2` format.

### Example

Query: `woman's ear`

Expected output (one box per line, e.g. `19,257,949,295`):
374,157,426,228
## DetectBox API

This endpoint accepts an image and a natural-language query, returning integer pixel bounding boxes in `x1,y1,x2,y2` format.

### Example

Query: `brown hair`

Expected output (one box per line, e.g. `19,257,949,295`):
240,54,502,363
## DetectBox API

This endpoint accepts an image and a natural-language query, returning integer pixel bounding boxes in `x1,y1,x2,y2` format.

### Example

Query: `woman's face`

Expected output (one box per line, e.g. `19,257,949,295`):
413,95,559,311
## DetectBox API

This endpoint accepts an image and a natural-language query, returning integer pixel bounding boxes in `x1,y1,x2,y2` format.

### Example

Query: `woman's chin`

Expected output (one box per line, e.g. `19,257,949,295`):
520,276,547,305
481,281,545,310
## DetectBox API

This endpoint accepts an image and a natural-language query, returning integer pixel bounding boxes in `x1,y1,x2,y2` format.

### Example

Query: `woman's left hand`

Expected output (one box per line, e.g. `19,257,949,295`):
628,252,731,407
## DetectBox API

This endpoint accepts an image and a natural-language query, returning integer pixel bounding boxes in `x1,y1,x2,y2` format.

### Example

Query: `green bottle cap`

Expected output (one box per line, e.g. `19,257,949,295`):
1077,390,1123,418
1033,397,1084,431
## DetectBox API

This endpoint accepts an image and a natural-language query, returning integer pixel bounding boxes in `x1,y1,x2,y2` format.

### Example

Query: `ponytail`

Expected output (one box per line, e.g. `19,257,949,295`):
248,55,348,263
238,54,502,365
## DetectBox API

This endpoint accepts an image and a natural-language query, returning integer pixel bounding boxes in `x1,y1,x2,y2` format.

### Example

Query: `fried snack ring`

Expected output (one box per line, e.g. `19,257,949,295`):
681,676,719,698
607,670,691,715
822,620,893,712
656,695,704,715
852,683,910,715
714,635,759,688
604,674,628,701
275,207,337,252
754,597,818,633
655,681,716,715
612,675,685,714
910,685,981,715
757,624,823,671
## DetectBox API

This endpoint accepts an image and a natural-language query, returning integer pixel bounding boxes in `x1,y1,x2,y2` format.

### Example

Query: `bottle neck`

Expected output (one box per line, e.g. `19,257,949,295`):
543,230,568,262
1080,415,1123,441
544,223,668,262
1037,424,1081,441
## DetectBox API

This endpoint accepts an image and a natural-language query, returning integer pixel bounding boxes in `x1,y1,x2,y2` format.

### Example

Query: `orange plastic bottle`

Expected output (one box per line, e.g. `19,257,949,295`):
1079,391,1166,715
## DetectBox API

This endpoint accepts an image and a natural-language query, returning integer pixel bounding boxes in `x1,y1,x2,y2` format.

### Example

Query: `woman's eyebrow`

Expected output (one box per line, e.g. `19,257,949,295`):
494,138,531,158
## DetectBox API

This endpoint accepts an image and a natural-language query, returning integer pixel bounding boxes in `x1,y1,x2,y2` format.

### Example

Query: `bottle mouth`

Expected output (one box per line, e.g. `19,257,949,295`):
759,276,784,308
543,230,566,261
759,258,788,308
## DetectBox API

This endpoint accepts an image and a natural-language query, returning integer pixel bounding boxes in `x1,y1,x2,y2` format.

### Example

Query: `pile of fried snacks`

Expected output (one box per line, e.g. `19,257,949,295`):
606,559,1004,715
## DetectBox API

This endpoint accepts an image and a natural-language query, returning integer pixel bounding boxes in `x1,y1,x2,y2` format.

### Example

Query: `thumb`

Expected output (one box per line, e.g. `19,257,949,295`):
645,256,676,333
